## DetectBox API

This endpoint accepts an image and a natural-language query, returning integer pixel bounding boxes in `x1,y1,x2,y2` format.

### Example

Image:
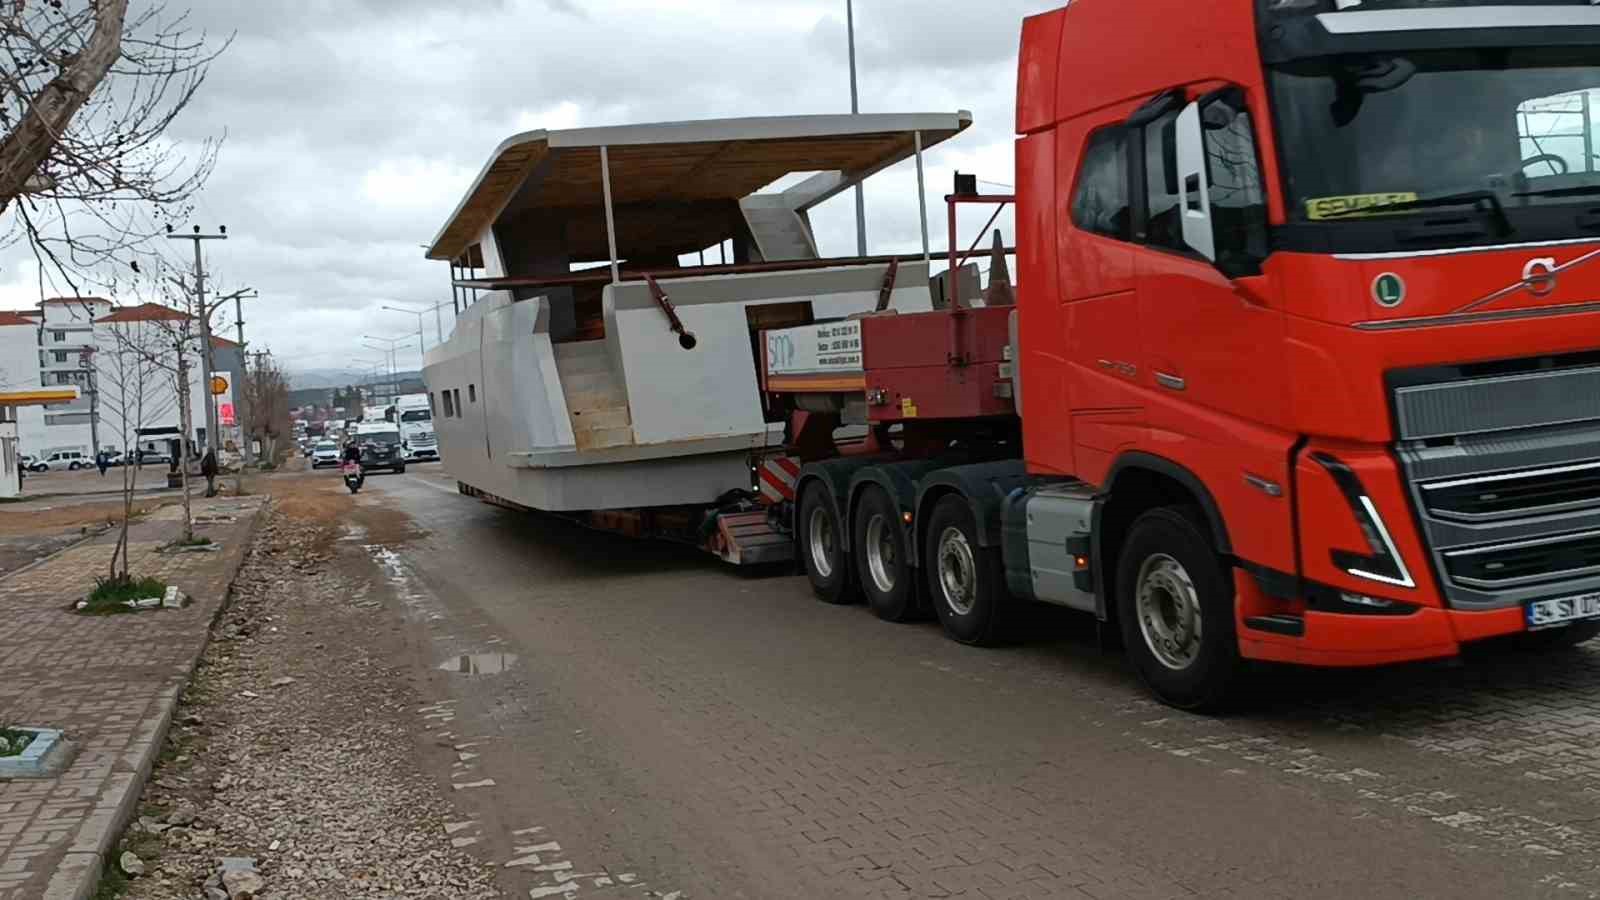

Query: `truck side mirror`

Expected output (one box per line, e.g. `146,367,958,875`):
1175,101,1216,263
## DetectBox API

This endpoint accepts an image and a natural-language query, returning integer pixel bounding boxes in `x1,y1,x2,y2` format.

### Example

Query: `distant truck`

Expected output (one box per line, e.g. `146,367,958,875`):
394,394,437,462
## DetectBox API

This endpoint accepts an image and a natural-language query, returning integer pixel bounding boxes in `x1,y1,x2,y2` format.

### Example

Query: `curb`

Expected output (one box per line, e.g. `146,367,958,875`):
0,524,114,584
39,498,271,900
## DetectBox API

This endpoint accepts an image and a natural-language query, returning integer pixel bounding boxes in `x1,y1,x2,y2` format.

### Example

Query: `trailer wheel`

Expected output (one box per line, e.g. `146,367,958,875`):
924,495,1011,646
854,486,918,622
800,481,856,605
1115,507,1241,712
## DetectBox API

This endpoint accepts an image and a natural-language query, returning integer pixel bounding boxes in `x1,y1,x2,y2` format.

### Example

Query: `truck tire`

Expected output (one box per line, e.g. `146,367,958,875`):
1115,507,1241,712
854,486,918,622
800,481,856,605
924,494,1012,646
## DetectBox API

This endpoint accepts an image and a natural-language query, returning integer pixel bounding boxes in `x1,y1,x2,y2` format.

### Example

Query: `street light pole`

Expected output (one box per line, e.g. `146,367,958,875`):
380,306,426,362
848,0,867,257
362,335,408,405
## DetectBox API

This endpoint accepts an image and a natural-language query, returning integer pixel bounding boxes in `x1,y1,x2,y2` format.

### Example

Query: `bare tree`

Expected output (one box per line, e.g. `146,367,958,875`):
1,1,228,295
242,351,289,464
95,313,175,581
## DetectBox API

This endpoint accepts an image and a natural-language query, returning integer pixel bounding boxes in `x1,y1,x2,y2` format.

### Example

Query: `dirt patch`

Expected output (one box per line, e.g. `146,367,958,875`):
259,468,354,526
116,508,499,899
350,500,426,546
0,497,165,537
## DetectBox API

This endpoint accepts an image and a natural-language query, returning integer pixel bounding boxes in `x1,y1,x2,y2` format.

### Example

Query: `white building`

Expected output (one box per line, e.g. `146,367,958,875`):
0,310,44,459
29,297,110,455
2,298,240,459
93,303,236,458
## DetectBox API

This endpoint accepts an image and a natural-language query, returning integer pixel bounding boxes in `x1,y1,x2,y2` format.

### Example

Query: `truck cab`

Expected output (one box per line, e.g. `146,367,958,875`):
1012,0,1600,701
393,394,437,462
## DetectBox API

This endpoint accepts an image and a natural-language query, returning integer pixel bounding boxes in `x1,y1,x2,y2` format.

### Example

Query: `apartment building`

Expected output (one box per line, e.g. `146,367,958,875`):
3,298,243,458
0,310,44,461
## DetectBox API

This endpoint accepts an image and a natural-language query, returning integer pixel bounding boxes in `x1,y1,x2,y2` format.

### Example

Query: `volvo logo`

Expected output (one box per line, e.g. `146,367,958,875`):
1523,257,1559,297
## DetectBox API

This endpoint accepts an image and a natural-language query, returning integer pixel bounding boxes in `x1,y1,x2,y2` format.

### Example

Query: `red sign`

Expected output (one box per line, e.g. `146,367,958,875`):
219,402,236,427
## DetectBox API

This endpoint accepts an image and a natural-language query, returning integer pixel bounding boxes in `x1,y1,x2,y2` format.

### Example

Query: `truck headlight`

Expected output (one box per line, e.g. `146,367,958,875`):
1310,453,1416,589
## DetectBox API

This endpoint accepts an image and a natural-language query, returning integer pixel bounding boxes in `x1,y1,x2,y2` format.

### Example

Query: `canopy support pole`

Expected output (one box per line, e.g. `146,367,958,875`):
914,131,931,268
600,145,621,285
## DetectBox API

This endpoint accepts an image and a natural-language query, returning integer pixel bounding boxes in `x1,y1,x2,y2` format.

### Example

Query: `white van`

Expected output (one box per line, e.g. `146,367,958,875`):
36,449,88,472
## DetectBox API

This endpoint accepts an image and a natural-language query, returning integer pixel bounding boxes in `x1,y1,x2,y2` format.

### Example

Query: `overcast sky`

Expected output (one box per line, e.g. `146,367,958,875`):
0,0,1058,378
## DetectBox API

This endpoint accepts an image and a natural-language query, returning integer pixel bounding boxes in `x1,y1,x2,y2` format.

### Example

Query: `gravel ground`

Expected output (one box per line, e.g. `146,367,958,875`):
116,505,500,899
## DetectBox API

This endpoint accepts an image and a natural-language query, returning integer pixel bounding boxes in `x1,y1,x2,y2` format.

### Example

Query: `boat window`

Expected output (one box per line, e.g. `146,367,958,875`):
453,389,462,415
443,391,455,418
468,384,476,404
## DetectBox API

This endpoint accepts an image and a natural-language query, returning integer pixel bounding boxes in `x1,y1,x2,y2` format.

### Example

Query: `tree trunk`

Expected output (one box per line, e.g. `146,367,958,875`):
0,0,130,214
175,346,195,542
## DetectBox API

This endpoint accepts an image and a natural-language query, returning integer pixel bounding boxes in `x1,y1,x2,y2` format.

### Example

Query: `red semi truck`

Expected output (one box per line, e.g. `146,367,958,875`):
759,0,1600,709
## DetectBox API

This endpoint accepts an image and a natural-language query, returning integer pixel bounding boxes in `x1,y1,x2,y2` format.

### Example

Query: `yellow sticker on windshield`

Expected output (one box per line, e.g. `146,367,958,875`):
1305,192,1420,221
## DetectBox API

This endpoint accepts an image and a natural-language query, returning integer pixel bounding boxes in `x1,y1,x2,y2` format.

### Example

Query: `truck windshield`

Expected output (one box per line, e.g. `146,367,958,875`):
363,431,401,446
1272,47,1600,246
401,410,430,423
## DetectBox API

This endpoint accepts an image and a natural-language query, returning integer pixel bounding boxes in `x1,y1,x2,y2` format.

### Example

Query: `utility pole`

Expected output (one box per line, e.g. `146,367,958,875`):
848,0,867,257
166,225,228,457
226,289,259,468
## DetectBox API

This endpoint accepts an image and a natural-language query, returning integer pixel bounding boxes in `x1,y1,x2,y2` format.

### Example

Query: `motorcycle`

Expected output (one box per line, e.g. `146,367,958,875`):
341,461,364,495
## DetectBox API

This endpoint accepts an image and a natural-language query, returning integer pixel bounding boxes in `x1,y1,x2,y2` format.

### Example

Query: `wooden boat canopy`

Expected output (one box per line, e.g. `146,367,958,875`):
425,112,973,264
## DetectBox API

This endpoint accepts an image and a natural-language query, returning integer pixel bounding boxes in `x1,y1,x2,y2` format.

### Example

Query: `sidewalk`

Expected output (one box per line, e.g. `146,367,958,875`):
0,497,265,900
11,466,182,506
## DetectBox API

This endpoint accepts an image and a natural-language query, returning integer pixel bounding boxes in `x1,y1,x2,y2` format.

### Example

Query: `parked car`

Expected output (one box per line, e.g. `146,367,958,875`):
136,448,173,465
310,441,341,469
19,454,36,470
37,450,88,471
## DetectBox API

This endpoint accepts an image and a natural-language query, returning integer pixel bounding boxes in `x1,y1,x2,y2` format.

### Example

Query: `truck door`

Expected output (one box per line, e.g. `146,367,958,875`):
1134,90,1287,441
1132,88,1296,571
1060,123,1143,479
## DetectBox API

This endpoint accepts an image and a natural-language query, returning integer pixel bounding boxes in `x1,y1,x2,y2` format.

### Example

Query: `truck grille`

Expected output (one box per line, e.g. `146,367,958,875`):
1393,354,1600,611
1420,462,1600,522
1443,530,1600,589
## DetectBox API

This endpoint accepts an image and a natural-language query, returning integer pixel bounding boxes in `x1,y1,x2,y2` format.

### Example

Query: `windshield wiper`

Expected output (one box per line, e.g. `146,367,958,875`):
1512,185,1600,200
1320,190,1513,235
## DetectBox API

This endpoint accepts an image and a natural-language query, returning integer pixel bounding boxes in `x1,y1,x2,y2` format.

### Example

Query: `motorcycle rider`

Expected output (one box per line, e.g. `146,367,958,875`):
341,437,364,490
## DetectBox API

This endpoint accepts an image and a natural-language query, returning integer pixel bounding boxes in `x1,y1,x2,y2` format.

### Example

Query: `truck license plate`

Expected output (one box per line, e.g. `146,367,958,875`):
1526,592,1600,630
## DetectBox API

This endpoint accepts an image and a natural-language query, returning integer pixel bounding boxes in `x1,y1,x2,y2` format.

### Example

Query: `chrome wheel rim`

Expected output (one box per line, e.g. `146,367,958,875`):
808,505,836,579
865,514,897,594
1136,553,1203,670
936,526,977,616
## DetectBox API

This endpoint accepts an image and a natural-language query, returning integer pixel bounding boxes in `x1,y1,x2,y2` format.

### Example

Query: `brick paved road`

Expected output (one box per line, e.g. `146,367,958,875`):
352,472,1600,900
0,500,262,900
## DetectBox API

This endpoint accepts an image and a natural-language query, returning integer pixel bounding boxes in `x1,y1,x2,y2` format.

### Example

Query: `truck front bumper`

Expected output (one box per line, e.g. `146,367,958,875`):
1239,603,1530,668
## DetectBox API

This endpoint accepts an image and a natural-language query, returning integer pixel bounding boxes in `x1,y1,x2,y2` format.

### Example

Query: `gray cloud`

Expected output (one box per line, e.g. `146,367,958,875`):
1,0,1059,373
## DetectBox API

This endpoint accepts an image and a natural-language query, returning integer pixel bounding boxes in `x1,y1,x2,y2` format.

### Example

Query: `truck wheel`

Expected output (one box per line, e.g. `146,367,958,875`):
1115,507,1241,712
854,486,918,622
924,494,1011,646
800,481,856,605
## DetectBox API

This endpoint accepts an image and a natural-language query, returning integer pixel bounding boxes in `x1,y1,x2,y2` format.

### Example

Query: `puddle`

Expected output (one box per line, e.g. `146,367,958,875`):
438,653,518,675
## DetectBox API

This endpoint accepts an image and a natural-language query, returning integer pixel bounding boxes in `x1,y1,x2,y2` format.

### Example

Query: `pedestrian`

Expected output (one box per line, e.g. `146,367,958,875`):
201,448,218,498
96,450,109,477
